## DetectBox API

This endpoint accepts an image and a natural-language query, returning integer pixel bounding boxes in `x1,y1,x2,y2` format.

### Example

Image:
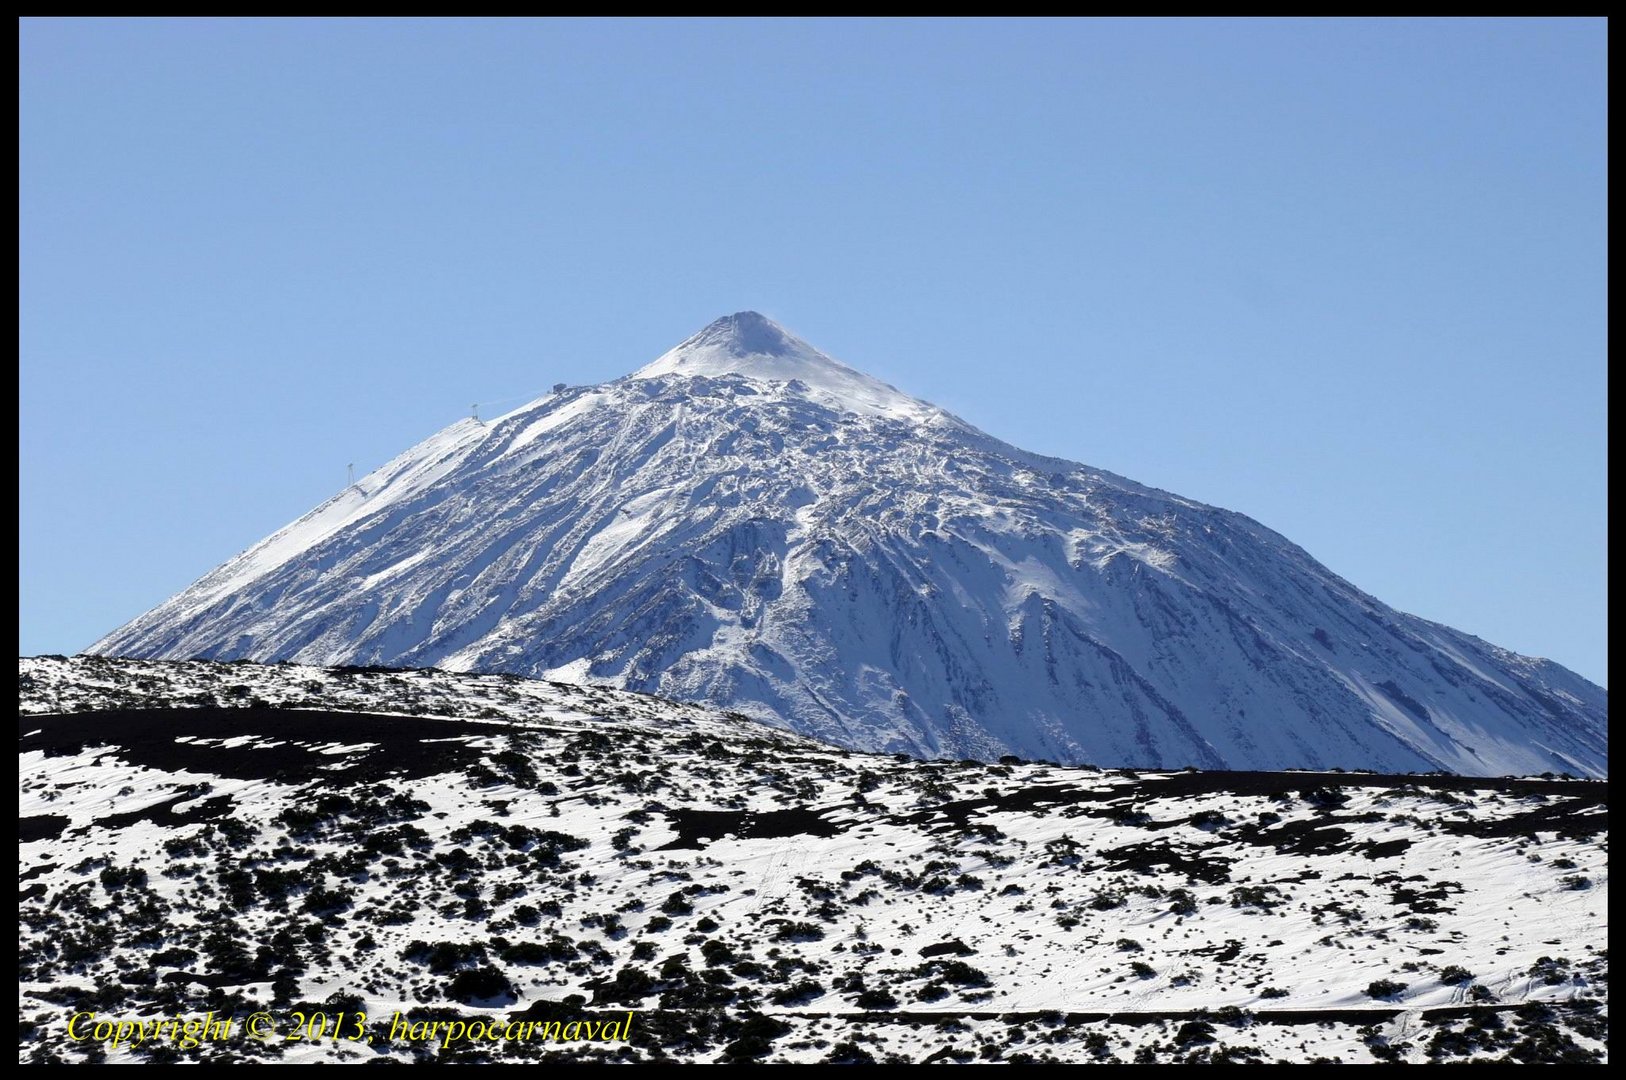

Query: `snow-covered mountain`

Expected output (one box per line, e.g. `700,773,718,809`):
18,657,1610,1064
92,313,1606,776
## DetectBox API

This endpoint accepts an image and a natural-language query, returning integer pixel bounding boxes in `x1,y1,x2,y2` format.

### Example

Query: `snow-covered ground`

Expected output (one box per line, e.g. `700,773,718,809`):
88,312,1607,778
19,657,1607,1063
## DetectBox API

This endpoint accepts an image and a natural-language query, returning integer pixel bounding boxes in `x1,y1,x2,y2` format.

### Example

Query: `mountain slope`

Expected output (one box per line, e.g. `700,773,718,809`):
18,657,1610,1064
91,313,1607,776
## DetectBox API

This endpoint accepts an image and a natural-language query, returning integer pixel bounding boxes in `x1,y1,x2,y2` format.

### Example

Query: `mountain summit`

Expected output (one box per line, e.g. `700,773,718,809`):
633,311,936,421
91,314,1608,776
643,310,816,368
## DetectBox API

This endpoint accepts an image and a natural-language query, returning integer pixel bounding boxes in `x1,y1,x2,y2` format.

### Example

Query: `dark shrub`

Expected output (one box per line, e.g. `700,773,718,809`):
854,988,897,1009
447,965,516,1006
1365,979,1407,999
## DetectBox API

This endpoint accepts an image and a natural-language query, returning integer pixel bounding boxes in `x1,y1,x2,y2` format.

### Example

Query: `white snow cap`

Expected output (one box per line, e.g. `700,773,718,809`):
632,311,936,421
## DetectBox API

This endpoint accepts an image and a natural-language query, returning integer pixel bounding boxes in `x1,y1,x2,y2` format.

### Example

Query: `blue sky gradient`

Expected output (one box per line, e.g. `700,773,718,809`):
19,18,1608,684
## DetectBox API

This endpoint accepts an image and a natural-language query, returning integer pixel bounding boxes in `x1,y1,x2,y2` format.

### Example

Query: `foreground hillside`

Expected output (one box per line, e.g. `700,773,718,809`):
19,657,1608,1063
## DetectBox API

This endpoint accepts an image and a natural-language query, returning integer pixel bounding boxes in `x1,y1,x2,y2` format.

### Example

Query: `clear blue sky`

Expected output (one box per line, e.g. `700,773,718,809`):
20,18,1608,685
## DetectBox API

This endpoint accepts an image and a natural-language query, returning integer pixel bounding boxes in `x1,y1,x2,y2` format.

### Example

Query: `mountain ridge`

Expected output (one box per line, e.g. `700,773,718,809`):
91,313,1607,776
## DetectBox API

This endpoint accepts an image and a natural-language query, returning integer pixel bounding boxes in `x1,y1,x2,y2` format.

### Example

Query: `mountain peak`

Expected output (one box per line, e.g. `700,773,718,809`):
691,311,805,358
631,312,937,421
634,311,830,377
89,308,1608,778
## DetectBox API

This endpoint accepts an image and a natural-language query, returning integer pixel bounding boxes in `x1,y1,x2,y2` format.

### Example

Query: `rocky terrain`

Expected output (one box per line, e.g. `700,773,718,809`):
19,656,1608,1063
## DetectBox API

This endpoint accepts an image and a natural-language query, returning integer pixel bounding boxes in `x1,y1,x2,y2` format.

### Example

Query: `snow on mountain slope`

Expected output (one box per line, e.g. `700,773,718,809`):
90,313,1607,776
630,311,939,423
17,657,1610,1064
